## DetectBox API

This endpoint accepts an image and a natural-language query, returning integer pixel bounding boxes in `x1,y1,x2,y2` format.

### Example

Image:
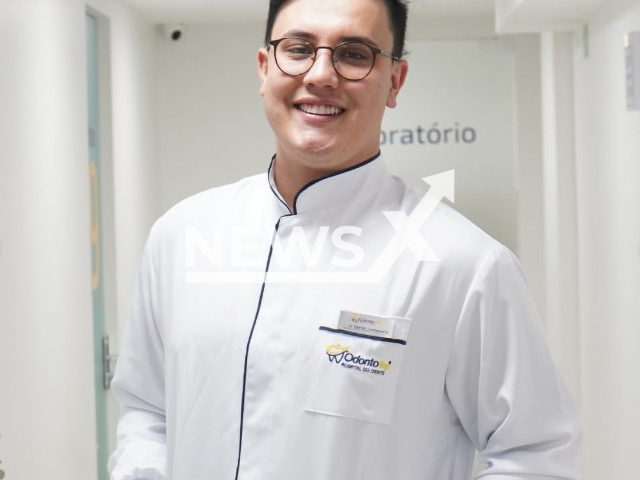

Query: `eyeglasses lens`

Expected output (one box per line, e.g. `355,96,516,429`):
334,43,374,80
275,39,375,80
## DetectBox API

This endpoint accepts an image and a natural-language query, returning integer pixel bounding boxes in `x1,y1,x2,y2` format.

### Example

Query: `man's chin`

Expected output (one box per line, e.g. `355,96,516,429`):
293,145,375,174
293,136,340,156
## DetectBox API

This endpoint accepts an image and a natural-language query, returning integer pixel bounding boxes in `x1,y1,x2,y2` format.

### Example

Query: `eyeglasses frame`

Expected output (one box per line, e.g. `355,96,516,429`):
268,37,400,81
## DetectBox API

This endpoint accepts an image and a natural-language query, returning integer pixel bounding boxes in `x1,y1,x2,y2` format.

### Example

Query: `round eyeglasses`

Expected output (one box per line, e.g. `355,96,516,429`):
268,37,399,81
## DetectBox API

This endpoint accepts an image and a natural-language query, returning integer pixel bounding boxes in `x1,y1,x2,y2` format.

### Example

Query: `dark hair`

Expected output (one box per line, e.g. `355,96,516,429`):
264,0,408,59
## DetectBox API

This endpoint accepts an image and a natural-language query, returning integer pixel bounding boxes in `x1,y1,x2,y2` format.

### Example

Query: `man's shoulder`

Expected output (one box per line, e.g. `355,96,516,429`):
393,182,514,276
394,181,500,250
150,172,268,239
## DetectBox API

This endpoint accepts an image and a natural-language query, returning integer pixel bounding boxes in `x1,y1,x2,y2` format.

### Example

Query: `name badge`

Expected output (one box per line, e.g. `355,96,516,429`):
337,311,396,338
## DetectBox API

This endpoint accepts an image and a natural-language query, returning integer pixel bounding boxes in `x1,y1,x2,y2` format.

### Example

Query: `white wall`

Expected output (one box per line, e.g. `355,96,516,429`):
498,0,640,477
156,22,271,212
572,0,640,477
382,37,519,250
512,35,545,317
0,0,159,478
0,1,97,478
101,0,160,330
88,0,161,458
539,31,582,403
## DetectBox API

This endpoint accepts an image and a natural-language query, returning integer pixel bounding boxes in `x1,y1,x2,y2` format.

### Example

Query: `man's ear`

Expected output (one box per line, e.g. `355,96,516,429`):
258,47,269,96
386,59,408,108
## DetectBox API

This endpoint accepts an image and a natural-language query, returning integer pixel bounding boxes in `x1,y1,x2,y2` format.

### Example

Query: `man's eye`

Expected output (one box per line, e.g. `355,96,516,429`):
338,47,372,63
284,44,313,56
344,50,367,60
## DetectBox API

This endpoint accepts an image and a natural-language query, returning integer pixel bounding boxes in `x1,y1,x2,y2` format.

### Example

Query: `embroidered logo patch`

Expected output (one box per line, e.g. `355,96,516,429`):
325,343,392,375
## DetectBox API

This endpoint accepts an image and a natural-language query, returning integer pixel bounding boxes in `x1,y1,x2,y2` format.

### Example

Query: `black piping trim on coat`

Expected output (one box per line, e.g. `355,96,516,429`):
267,151,381,216
235,152,381,478
292,151,380,215
267,154,292,214
234,215,291,480
319,326,407,345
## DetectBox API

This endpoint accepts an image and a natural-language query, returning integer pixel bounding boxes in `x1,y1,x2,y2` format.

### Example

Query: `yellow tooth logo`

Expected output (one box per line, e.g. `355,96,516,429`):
326,343,349,355
326,343,349,363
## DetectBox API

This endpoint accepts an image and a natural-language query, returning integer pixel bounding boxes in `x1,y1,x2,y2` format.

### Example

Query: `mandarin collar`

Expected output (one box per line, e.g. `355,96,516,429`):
267,152,390,215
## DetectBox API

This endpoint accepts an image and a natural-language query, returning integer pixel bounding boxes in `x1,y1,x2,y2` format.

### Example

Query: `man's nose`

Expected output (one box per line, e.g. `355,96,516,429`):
303,48,340,89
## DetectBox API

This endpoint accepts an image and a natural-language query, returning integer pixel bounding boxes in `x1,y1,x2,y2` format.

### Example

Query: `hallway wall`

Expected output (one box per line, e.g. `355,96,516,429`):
0,0,159,478
0,1,96,477
156,22,271,212
572,0,640,477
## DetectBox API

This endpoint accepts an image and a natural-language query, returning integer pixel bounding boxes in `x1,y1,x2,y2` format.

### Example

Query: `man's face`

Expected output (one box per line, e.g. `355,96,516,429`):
258,0,408,174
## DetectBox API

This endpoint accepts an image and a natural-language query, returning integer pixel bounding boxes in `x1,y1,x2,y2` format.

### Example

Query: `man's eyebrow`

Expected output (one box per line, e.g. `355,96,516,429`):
280,31,381,48
281,30,316,41
339,35,380,48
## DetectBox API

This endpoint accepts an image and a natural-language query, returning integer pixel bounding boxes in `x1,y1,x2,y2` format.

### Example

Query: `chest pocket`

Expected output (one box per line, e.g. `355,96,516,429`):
305,317,411,424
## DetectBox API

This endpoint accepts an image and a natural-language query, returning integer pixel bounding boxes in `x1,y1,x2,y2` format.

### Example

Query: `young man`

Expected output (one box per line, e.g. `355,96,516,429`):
109,0,581,479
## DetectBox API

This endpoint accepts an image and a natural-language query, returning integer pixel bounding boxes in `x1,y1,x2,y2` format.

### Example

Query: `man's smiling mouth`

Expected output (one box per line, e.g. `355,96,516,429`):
295,104,345,116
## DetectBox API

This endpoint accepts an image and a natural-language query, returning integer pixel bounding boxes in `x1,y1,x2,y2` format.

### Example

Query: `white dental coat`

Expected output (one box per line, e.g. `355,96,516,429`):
109,155,581,480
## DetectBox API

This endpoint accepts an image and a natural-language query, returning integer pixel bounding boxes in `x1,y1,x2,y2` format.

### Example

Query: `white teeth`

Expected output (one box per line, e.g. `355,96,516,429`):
298,104,343,115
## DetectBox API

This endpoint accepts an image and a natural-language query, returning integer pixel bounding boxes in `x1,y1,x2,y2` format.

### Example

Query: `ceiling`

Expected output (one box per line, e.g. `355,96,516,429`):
123,0,496,24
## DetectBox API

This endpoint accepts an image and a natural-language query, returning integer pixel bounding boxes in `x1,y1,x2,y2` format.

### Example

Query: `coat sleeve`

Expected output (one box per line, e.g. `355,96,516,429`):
108,236,167,480
444,244,582,480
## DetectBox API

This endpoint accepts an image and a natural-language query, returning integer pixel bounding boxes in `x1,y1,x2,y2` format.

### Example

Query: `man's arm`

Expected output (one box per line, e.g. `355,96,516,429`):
109,240,167,480
445,245,582,479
